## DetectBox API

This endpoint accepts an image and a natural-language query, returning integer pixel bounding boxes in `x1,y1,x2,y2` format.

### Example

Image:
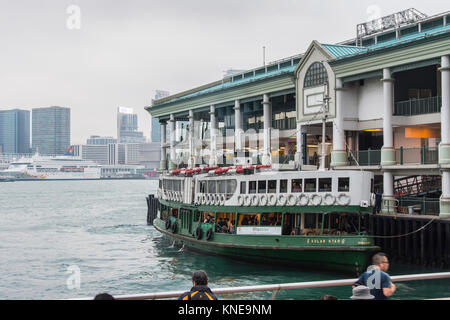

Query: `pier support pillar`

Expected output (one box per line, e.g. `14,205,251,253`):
159,121,167,171
168,114,177,171
440,55,450,219
382,171,396,214
381,68,396,166
331,78,348,167
262,94,272,165
209,105,218,167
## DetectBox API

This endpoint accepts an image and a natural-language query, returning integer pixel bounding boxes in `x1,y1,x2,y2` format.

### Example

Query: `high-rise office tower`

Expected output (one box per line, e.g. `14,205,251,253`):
117,107,145,143
32,106,70,155
0,109,30,154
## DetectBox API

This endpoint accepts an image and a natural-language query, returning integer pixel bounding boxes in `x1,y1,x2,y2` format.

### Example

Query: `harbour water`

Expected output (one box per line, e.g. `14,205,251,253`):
0,180,448,300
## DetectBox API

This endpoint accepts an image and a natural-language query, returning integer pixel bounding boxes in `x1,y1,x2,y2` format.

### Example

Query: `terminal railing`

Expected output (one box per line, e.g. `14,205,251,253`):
71,272,450,300
394,96,442,116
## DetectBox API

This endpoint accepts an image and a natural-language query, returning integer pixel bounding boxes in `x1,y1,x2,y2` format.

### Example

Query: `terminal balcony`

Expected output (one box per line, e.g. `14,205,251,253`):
394,96,442,116
348,146,439,166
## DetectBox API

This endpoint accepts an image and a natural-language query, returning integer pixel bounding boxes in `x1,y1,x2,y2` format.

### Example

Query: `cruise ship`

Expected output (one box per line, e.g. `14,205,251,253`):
0,155,101,180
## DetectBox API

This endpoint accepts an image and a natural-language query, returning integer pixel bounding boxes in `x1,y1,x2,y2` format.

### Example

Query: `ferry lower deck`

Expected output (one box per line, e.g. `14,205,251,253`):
153,198,380,274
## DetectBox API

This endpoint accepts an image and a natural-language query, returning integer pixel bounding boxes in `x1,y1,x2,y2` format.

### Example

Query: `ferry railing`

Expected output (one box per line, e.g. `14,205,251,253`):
71,272,450,300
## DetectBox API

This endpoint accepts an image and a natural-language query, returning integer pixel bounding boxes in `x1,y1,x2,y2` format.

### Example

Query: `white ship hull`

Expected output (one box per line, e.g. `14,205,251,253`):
0,155,101,181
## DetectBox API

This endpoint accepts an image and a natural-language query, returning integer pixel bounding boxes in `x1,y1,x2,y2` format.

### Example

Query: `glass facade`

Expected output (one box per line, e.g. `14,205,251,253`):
0,109,30,154
32,107,70,155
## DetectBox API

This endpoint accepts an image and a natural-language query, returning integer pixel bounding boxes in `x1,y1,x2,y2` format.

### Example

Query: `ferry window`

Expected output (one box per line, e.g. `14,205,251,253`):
200,181,206,193
292,179,303,193
268,180,277,193
193,211,200,222
304,179,317,192
258,181,267,194
249,181,257,194
304,213,316,229
280,180,288,193
238,214,260,226
261,213,282,226
338,178,350,192
319,178,332,192
226,180,237,195
159,180,162,189
240,181,247,194
208,180,216,193
167,180,173,191
218,181,226,194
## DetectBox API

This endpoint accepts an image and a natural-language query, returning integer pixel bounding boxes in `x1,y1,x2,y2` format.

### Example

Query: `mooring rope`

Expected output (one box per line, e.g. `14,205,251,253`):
370,216,440,239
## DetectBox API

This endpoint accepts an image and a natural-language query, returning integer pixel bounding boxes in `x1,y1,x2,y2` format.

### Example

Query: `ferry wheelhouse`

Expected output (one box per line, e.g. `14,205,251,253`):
153,166,380,274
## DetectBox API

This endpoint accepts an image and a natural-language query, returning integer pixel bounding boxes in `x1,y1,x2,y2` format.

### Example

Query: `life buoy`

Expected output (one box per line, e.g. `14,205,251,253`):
310,194,322,206
165,219,171,230
237,195,244,206
323,193,335,206
202,194,206,205
195,226,202,240
244,195,252,207
337,193,351,206
171,221,178,233
215,194,221,205
260,194,268,206
298,194,309,206
278,194,287,206
268,194,277,206
251,195,259,206
206,228,213,241
220,194,226,205
288,194,297,206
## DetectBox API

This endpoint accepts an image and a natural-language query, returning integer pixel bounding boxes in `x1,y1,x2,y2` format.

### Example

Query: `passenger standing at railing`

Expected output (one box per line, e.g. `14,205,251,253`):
352,253,396,300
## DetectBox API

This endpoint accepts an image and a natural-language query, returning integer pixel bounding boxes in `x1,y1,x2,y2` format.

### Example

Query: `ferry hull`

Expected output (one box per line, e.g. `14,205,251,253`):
154,219,379,275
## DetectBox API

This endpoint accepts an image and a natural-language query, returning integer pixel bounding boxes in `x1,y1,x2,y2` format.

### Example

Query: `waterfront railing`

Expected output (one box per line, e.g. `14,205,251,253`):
71,272,450,300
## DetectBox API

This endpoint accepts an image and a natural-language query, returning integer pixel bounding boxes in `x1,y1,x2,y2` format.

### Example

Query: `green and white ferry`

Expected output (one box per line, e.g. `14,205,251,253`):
153,164,380,274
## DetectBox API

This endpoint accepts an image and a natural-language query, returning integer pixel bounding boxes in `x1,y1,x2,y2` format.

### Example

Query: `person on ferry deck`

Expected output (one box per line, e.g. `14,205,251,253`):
241,216,249,226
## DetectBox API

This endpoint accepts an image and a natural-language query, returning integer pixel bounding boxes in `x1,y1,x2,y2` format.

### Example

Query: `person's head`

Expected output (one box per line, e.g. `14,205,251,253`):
350,285,374,300
192,270,208,286
320,295,338,300
372,252,390,272
94,293,115,300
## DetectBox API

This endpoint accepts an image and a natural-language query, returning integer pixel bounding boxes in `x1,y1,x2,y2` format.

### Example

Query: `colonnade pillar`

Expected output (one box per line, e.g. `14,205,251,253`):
168,114,177,171
209,105,218,167
331,78,348,167
159,121,167,171
381,68,396,213
234,100,243,154
188,110,195,168
262,94,272,165
440,55,450,218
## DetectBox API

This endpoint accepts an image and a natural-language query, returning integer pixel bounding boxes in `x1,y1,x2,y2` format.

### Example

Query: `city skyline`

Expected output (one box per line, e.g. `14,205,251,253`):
1,0,450,144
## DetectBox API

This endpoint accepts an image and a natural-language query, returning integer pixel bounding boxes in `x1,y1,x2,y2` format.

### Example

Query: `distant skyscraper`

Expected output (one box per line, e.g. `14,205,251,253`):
32,106,70,155
117,107,145,143
86,135,117,145
0,109,30,154
150,90,170,143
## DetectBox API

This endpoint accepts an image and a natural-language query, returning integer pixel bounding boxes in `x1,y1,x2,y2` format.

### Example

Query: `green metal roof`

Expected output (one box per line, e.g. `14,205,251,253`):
321,44,368,59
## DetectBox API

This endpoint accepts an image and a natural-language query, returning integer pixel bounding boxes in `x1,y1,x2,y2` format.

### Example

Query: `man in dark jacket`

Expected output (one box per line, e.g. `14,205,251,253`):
179,270,218,300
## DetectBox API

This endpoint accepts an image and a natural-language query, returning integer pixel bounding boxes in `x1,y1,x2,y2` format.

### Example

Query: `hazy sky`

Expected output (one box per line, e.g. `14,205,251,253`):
1,0,448,144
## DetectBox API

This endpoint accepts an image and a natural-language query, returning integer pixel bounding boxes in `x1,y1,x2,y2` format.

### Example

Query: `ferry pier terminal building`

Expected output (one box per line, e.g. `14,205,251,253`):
146,9,450,219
